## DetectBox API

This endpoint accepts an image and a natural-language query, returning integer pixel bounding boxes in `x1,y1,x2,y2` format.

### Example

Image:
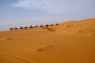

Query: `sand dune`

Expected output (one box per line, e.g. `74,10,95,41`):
0,18,95,63
0,52,38,63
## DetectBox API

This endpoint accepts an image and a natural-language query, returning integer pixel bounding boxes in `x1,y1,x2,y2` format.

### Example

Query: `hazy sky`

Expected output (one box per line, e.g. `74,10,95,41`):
0,0,95,31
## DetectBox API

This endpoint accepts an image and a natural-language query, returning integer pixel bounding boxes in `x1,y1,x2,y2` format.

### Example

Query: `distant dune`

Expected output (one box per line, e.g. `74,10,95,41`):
0,18,95,63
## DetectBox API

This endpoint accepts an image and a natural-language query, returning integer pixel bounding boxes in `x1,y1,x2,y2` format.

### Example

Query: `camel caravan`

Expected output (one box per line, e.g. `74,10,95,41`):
10,23,59,30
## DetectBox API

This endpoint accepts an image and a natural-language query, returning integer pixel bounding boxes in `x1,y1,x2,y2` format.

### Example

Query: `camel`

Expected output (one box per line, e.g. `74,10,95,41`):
20,26,23,30
34,25,38,28
45,24,49,27
24,26,28,29
40,25,44,27
10,27,13,30
14,27,18,30
50,24,54,26
55,23,59,25
30,25,33,28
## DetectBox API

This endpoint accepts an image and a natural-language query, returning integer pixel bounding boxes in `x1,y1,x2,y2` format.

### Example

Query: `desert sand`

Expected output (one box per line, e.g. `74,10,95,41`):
0,18,95,63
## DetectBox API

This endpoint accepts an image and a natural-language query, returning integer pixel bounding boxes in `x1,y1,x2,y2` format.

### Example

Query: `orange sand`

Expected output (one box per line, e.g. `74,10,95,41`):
0,18,95,63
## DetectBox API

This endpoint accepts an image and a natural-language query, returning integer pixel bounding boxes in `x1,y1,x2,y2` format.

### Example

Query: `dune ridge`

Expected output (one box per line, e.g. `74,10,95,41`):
0,18,95,63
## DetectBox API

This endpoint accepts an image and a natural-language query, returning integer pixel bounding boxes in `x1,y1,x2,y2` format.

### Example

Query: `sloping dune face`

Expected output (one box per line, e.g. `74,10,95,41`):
0,19,95,63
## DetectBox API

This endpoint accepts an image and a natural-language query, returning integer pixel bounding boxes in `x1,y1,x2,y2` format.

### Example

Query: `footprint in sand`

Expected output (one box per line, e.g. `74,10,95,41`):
1,36,13,41
32,45,53,52
88,33,95,36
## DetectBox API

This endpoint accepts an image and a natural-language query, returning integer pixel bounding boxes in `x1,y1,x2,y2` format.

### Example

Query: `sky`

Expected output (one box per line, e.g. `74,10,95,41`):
0,0,95,31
